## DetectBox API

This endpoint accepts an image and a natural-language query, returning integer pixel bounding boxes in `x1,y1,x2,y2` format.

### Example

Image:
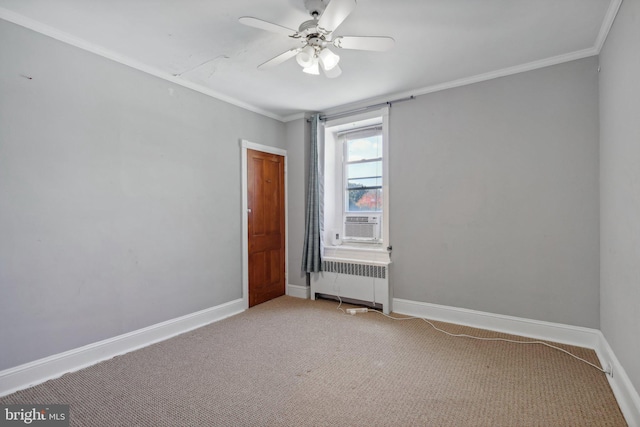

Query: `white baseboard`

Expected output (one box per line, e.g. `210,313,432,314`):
595,332,640,427
286,283,310,299
0,298,245,397
393,298,640,427
393,298,600,348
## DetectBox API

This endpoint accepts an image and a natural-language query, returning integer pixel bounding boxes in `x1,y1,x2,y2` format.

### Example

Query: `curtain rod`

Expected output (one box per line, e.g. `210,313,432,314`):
306,95,415,122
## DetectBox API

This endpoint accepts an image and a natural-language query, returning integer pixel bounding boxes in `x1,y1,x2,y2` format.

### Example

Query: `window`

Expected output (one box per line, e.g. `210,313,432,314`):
322,108,389,250
344,127,383,212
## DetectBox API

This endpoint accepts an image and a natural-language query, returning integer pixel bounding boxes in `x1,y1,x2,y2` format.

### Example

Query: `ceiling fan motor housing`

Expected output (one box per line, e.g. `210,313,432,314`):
298,19,320,35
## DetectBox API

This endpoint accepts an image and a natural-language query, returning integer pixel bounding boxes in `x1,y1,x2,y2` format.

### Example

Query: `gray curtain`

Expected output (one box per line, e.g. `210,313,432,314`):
302,114,323,273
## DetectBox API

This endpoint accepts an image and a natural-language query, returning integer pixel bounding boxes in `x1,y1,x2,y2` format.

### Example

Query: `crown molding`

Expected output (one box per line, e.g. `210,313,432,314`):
2,0,624,123
319,47,599,118
281,112,307,123
0,8,285,122
595,0,623,53
409,47,599,98
319,0,622,118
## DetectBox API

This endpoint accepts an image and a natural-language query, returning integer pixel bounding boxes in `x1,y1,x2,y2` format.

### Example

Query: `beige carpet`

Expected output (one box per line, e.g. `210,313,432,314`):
0,296,626,426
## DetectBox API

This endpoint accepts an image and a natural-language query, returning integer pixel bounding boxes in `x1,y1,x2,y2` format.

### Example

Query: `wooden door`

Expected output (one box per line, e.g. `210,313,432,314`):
247,149,286,307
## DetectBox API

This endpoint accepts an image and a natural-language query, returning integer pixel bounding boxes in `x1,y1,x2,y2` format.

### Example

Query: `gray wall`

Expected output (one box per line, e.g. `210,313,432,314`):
2,8,628,386
0,20,285,370
285,118,309,287
389,57,600,328
599,0,640,395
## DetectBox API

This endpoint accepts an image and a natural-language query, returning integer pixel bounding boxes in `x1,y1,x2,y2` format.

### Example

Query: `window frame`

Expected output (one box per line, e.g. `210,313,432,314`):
321,107,390,248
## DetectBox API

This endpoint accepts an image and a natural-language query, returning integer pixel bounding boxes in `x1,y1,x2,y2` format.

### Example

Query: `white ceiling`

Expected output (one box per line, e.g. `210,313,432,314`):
0,0,619,121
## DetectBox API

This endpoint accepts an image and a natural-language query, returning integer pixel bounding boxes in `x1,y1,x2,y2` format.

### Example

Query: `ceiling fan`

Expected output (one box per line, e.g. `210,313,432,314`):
239,0,395,78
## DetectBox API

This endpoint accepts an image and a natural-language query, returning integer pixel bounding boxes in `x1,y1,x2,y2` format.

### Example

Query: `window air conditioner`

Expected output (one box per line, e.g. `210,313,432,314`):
344,215,381,241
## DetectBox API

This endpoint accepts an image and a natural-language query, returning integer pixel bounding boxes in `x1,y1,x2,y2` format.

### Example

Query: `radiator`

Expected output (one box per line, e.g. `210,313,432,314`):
310,260,392,314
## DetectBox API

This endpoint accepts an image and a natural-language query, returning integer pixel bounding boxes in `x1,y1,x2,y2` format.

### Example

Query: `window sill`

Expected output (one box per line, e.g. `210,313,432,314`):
323,244,391,265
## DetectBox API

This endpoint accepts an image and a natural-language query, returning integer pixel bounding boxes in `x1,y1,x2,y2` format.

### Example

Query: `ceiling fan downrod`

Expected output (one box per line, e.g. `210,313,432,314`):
304,0,328,18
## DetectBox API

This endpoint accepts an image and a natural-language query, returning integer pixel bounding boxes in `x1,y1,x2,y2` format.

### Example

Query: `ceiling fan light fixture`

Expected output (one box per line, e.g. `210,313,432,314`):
240,0,394,78
323,63,342,78
303,59,320,75
318,48,340,71
296,45,316,68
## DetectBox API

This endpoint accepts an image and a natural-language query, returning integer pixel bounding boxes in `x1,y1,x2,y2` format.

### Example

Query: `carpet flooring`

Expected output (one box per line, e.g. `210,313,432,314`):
0,296,627,426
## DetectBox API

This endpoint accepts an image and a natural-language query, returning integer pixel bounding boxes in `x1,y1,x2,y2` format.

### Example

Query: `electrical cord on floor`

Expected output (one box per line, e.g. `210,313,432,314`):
336,294,345,314
339,301,609,375
335,293,354,317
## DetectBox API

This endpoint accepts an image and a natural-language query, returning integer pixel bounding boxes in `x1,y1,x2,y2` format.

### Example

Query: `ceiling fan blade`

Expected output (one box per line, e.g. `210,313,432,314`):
239,16,296,36
333,36,395,51
317,0,357,34
257,48,300,70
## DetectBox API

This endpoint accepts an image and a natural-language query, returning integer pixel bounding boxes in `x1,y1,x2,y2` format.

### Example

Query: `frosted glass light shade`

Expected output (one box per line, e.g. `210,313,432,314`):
296,45,316,68
318,48,340,71
303,59,320,75
323,63,342,78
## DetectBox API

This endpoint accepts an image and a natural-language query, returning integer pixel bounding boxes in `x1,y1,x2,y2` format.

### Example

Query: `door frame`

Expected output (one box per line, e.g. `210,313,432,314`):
241,139,288,310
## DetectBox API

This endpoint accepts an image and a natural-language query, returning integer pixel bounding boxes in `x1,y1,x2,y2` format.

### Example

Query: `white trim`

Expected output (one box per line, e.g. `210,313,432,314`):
323,107,391,254
282,112,307,123
0,8,283,122
393,298,600,348
0,299,244,397
324,108,387,129
241,140,287,157
286,284,310,299
594,0,624,53
241,143,249,310
381,108,390,247
595,332,640,427
393,298,640,427
1,1,621,123
240,140,288,310
319,48,599,121
322,249,391,265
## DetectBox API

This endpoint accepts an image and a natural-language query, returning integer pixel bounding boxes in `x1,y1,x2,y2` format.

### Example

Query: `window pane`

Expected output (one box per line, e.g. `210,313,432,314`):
348,177,382,188
347,135,382,162
347,161,382,180
347,188,382,212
